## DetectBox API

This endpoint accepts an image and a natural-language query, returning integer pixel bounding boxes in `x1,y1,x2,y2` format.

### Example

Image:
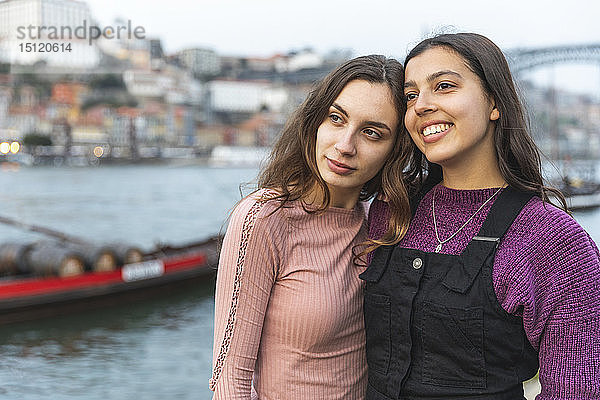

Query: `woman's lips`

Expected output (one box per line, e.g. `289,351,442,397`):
326,157,356,175
422,124,453,144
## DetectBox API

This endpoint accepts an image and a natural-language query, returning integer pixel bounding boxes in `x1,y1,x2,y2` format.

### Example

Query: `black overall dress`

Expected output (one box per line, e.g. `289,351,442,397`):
360,185,539,399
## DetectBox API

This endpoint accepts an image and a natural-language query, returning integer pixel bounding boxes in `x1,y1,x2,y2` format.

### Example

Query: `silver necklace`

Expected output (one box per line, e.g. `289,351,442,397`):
432,185,505,253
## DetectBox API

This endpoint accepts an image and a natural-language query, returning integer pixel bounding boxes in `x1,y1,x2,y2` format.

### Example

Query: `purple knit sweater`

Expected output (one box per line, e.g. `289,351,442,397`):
368,185,600,399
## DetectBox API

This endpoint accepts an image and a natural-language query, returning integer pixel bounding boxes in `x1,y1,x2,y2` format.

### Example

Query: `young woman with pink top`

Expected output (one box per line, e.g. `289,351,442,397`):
209,55,413,399
363,33,600,399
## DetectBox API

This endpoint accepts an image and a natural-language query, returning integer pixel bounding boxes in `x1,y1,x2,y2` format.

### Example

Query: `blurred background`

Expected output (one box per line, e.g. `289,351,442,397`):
0,0,599,398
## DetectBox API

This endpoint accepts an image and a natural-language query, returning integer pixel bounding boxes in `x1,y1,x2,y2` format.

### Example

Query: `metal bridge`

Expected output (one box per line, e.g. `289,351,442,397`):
238,44,600,83
505,44,600,75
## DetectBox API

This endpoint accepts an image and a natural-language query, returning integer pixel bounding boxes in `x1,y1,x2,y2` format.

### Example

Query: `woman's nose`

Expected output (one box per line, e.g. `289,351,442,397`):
413,91,437,116
333,128,357,156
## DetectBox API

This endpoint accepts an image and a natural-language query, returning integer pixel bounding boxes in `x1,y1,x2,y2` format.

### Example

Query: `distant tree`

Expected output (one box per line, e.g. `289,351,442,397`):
22,133,53,147
80,74,139,160
82,73,137,111
89,74,126,90
80,93,137,111
15,73,52,99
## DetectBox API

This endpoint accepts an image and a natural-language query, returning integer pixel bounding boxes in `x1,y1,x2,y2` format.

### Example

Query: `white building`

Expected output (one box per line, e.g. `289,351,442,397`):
177,47,220,77
94,18,158,72
287,49,323,72
123,65,203,105
0,87,10,128
0,0,101,69
207,80,289,113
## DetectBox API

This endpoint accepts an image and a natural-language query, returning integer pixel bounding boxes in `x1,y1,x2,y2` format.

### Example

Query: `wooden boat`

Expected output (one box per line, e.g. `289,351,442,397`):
0,236,220,324
547,171,600,211
557,176,600,211
541,85,600,211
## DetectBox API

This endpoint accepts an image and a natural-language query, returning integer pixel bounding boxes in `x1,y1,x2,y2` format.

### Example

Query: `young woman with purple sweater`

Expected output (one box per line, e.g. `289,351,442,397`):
363,33,600,399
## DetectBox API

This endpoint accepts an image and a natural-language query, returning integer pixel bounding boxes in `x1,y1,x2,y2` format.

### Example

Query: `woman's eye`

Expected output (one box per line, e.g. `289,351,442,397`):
329,114,343,123
405,92,418,102
363,129,381,139
436,82,454,90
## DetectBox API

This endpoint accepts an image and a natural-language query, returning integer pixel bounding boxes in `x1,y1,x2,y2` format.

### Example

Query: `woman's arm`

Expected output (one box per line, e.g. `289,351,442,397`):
536,227,600,399
496,204,600,398
210,196,281,399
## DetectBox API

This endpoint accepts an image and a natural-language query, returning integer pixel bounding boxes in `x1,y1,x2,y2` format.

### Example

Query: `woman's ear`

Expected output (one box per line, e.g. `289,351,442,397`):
490,107,500,121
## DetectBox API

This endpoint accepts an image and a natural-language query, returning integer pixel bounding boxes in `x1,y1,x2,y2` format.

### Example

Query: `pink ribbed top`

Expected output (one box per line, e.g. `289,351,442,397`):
210,189,368,399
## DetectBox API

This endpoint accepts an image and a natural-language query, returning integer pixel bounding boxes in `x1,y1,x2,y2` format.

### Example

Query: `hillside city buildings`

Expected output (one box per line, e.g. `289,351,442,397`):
0,0,598,165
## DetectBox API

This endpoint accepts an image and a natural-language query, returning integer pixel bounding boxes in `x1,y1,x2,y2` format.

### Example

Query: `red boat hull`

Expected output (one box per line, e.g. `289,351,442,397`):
0,237,219,324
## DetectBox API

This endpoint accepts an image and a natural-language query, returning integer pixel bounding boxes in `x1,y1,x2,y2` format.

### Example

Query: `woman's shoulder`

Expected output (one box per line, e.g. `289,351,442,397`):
367,198,391,241
495,194,600,304
229,189,289,229
506,194,598,261
517,195,582,233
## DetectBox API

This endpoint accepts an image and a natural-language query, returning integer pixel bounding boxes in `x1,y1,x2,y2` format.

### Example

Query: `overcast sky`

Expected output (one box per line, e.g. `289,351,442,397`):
86,0,600,96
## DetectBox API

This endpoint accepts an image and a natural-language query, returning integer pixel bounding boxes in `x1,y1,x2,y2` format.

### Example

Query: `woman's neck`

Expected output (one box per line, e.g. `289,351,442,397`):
440,163,506,190
304,184,360,210
434,130,507,189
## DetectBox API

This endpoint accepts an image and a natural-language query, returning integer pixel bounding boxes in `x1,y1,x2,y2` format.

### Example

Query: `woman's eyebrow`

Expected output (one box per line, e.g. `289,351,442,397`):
332,103,348,117
366,121,392,132
404,70,463,88
332,103,391,132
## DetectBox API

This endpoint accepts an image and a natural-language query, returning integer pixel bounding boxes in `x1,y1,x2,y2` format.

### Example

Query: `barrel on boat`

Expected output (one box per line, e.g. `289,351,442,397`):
25,243,85,277
66,244,118,272
0,242,31,276
109,243,144,265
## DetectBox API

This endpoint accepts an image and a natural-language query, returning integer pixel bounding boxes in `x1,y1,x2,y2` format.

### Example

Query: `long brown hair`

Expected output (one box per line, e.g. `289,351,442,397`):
258,55,413,247
401,33,568,210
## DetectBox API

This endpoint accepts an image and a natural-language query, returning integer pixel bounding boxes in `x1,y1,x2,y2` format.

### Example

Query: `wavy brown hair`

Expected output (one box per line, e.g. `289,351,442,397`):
257,55,413,249
402,33,568,210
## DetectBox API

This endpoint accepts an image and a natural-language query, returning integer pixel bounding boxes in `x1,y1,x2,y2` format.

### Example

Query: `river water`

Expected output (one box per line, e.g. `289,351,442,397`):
0,164,258,400
0,164,598,400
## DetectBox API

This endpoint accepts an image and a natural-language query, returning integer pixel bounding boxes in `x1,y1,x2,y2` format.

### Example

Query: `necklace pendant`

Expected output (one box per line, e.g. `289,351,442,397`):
435,243,443,253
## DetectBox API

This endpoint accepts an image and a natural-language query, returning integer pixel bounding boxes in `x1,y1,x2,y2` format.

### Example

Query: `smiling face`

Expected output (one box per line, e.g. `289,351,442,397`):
403,46,500,177
315,79,398,208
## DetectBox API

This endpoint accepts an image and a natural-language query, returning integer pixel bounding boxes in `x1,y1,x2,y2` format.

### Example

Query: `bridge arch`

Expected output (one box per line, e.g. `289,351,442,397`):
505,44,600,74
